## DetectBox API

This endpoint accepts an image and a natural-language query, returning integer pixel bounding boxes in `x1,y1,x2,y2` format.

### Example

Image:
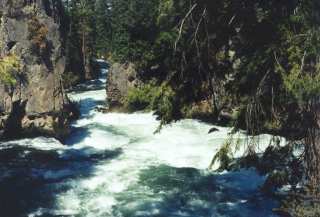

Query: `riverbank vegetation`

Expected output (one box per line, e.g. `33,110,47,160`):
61,0,320,215
89,0,320,214
0,54,20,85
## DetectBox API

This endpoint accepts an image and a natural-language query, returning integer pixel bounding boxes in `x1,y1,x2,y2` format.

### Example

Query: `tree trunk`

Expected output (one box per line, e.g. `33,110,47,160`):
82,31,86,75
305,101,320,193
82,31,92,80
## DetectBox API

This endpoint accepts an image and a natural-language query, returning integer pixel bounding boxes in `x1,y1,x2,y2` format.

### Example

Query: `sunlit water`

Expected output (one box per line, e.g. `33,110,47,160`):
0,62,280,217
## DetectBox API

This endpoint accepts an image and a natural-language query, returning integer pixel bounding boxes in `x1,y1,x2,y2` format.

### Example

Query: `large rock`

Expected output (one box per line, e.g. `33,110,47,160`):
106,62,140,110
0,0,73,140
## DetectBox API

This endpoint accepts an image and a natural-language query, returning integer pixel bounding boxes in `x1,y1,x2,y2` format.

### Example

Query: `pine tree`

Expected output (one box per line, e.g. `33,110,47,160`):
95,0,112,57
64,0,97,81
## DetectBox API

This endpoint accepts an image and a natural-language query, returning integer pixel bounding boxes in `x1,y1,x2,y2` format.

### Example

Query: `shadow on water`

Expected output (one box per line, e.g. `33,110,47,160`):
65,126,93,145
112,165,279,217
69,79,106,92
77,97,106,117
0,144,122,217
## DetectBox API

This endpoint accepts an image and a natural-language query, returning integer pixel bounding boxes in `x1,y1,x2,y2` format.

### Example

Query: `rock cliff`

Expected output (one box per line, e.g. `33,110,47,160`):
0,0,73,140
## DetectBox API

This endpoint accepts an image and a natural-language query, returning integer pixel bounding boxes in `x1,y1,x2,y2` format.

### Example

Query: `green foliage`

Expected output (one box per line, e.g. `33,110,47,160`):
152,83,177,126
105,0,161,67
283,68,320,104
64,0,97,81
66,0,320,128
157,0,173,26
281,31,320,105
125,82,161,112
124,82,177,125
209,137,235,171
213,142,232,171
95,0,112,56
0,54,20,85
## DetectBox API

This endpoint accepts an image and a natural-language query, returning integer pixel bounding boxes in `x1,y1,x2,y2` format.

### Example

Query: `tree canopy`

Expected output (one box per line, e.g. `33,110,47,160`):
62,0,320,195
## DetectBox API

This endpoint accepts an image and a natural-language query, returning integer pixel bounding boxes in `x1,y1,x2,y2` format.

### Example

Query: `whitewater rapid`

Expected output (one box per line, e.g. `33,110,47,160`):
0,63,280,217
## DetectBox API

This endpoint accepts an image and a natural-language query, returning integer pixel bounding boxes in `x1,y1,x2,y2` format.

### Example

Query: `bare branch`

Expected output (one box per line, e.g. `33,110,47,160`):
174,3,198,51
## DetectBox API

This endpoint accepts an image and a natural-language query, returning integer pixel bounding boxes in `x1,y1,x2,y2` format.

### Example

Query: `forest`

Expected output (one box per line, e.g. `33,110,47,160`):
1,0,320,216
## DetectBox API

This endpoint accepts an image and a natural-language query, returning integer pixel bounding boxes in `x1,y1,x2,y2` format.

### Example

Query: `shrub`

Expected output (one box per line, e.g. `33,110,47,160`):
283,65,320,104
151,83,179,126
209,138,234,171
124,82,178,126
124,81,161,112
0,54,20,85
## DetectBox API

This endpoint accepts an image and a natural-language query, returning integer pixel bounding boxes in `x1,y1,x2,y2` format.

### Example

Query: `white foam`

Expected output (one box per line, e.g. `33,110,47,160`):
18,65,281,216
0,137,65,151
46,109,278,216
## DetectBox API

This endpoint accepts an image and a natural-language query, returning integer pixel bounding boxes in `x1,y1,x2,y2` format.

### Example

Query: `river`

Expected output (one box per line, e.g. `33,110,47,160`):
0,62,279,217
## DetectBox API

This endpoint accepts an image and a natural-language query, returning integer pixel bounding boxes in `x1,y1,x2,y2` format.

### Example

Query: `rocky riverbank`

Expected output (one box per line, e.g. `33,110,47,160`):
0,0,74,140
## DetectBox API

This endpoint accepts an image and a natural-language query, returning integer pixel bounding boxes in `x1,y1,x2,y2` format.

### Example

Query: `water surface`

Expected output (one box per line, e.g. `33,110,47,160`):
0,63,279,217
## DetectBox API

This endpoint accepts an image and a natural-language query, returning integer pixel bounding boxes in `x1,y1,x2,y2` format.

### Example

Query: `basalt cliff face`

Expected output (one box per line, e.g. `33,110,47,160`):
0,0,73,140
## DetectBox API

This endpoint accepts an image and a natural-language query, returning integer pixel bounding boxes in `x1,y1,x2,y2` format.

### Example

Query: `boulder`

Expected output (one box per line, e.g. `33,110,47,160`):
208,127,219,134
106,62,140,110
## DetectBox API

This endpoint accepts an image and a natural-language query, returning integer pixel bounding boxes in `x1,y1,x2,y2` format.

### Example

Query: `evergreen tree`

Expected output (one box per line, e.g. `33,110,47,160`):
109,0,159,66
95,0,112,57
64,0,97,84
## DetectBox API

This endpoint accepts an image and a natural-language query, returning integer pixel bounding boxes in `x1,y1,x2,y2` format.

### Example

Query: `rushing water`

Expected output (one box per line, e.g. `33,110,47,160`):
0,62,280,217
